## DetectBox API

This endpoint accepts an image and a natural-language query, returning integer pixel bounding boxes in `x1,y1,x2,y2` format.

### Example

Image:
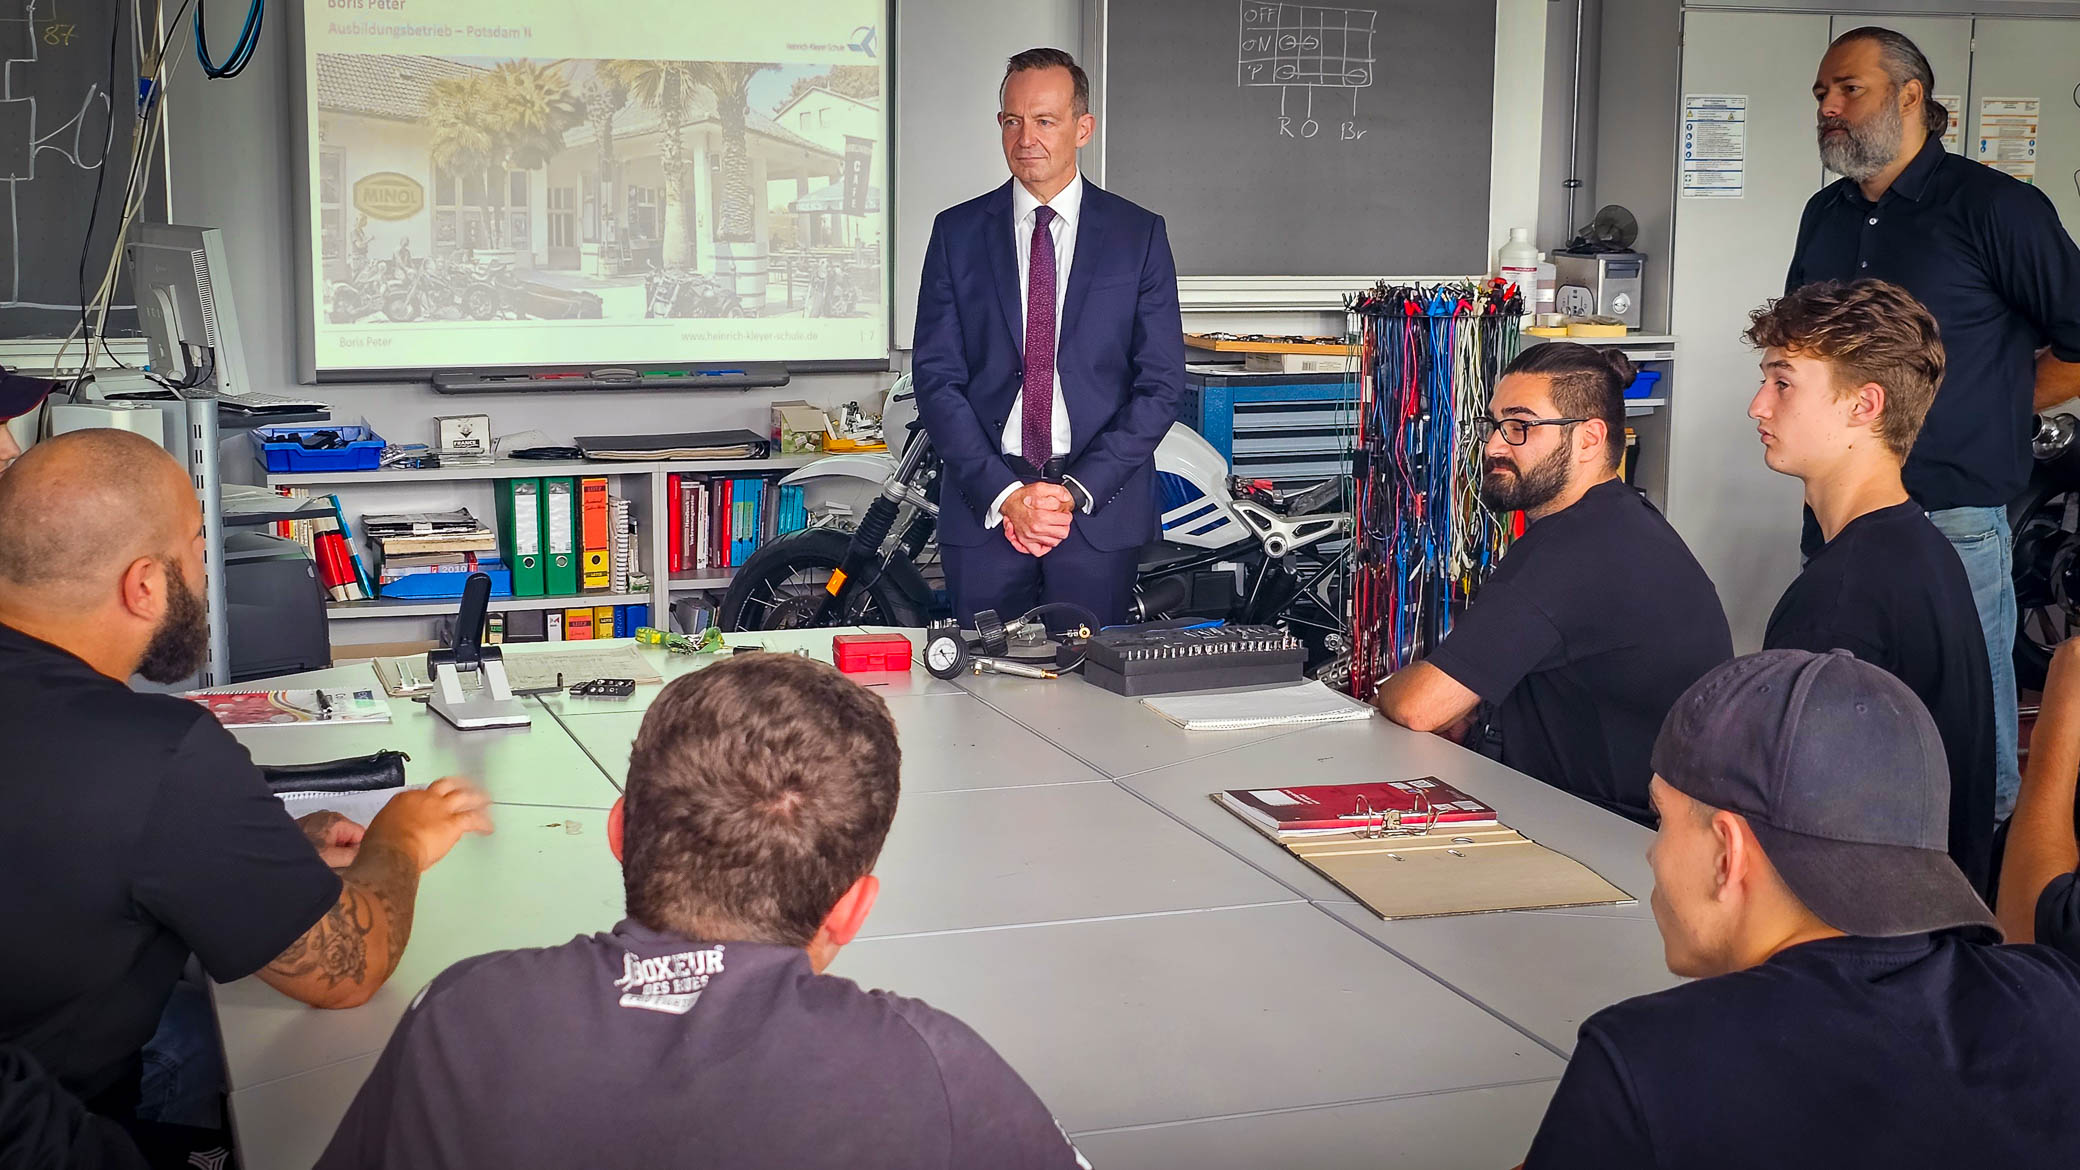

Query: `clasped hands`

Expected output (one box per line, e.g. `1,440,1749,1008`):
1001,481,1077,556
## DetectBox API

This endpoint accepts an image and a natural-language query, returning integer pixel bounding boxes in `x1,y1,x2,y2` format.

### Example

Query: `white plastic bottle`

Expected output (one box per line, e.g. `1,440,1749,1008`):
1496,227,1539,311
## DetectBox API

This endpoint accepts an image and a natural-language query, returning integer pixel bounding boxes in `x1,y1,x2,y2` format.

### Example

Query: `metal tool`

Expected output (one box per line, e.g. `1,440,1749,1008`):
426,573,533,730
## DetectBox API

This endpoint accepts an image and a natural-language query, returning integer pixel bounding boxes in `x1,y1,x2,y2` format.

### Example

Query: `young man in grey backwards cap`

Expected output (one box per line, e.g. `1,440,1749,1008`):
1522,648,2080,1169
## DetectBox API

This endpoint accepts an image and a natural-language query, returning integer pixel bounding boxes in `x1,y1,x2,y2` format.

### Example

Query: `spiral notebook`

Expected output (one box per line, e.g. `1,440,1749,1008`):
1140,680,1375,731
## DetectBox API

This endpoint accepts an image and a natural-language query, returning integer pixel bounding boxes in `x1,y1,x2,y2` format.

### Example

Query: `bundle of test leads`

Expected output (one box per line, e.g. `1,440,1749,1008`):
1343,279,1525,698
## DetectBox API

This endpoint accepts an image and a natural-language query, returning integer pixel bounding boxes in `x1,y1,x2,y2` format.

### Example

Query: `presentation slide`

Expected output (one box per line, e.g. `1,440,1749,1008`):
297,0,888,376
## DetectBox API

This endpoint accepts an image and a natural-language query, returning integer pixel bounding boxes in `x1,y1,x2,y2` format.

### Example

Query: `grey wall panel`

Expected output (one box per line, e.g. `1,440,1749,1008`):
893,0,1081,347
1966,17,2080,234
1666,8,1833,651
1591,0,1681,334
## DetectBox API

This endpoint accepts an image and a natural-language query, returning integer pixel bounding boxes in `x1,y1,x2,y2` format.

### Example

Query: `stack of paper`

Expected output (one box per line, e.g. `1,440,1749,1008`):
1141,680,1375,731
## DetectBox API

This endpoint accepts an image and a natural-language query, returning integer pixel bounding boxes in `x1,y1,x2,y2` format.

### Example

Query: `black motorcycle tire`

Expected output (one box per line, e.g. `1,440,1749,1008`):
2011,478,2070,692
718,527,925,632
381,291,419,323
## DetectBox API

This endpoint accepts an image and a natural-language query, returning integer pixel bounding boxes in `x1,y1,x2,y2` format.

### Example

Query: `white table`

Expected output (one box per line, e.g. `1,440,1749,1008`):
216,629,1670,1169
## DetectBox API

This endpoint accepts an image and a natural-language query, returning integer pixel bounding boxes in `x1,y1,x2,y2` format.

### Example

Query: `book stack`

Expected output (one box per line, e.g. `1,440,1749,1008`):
516,603,651,643
671,594,722,636
311,497,375,601
610,494,633,595
362,510,504,599
271,486,318,561
665,474,807,576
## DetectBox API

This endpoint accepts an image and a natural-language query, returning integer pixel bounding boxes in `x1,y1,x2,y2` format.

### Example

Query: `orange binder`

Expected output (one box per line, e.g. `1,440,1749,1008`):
580,476,610,590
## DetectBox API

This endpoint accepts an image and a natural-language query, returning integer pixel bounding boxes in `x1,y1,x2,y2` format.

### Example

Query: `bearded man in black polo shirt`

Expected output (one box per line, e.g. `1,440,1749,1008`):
1790,27,2080,819
319,652,1086,1170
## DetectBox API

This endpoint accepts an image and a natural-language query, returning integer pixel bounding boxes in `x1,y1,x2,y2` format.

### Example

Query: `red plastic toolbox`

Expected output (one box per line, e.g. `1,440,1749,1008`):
833,632,913,673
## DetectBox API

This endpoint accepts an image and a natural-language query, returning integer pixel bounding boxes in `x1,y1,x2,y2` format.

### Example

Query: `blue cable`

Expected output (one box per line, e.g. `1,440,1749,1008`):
195,0,265,79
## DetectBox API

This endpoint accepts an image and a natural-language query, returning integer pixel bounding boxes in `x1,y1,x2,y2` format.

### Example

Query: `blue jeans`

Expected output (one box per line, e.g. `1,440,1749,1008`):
137,976,224,1130
1926,505,2022,818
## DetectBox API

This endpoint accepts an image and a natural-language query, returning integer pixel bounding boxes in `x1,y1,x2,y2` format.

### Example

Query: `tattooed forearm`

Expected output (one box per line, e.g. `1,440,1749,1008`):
262,839,421,1002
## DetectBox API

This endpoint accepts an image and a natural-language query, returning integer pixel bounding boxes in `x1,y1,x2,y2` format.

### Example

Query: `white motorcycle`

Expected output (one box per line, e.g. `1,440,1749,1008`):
718,377,1354,668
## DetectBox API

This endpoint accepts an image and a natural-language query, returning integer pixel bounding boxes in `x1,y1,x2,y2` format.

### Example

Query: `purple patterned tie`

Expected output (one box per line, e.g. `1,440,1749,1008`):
1022,204,1058,468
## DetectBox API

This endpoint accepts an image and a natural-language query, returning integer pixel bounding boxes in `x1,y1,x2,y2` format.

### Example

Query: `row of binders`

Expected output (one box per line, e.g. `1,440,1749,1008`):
666,474,807,574
493,477,639,598
272,480,642,602
483,603,652,643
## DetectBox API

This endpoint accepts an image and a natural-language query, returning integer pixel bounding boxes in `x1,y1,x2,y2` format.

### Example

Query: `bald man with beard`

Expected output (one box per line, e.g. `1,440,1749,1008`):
0,430,491,1156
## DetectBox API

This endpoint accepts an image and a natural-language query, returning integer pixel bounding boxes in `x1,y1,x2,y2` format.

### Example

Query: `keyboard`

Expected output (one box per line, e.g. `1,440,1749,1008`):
103,386,332,413
214,390,334,413
1082,624,1306,697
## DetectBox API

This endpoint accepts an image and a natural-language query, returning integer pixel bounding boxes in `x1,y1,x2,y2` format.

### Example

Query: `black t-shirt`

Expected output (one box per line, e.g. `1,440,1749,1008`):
1426,480,1733,822
2038,873,2080,966
1763,502,1996,889
1524,932,2080,1169
0,622,341,1105
317,919,1087,1170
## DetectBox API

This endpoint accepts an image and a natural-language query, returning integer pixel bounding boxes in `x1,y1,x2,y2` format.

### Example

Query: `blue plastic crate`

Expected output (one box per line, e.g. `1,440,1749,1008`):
251,422,386,473
1623,369,1662,400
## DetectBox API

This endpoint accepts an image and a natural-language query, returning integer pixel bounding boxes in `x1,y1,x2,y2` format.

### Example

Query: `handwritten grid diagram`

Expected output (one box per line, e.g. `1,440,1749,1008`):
2,0,116,311
1237,1,1377,91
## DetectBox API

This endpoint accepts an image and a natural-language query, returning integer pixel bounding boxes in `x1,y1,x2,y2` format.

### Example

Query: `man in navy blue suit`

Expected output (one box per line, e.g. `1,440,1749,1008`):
913,47,1185,629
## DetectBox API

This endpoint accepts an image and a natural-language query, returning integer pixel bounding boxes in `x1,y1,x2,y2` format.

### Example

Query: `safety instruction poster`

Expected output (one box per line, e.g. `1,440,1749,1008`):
1934,95,1962,154
1977,96,2040,184
1681,94,1746,198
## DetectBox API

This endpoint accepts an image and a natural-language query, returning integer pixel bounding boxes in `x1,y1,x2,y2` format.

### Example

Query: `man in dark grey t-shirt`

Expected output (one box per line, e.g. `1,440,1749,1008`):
319,654,1086,1170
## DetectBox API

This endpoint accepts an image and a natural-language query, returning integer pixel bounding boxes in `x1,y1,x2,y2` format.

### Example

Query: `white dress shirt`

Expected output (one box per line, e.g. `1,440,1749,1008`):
988,173,1083,528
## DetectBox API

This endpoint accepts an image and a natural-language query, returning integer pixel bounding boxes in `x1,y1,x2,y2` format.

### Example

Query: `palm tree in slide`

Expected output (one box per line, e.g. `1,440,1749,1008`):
595,60,701,268
426,62,580,252
578,69,628,255
688,61,776,244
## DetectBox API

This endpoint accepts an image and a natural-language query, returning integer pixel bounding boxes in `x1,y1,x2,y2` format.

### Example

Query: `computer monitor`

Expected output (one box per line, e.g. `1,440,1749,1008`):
127,224,256,687
127,224,253,399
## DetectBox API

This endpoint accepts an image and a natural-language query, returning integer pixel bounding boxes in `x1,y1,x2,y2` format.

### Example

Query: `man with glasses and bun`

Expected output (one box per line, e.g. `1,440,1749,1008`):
1374,344,1731,825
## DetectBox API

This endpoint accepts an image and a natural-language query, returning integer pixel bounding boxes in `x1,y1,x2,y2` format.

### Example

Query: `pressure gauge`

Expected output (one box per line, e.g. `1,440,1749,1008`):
924,619,970,680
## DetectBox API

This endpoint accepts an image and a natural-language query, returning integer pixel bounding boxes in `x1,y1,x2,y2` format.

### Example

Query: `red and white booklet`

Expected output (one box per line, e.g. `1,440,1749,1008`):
1215,778,1497,839
184,688,392,728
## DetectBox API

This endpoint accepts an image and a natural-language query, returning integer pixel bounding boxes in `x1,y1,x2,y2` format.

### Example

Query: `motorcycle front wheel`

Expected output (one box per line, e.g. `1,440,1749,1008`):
462,283,501,321
718,527,925,631
381,291,419,322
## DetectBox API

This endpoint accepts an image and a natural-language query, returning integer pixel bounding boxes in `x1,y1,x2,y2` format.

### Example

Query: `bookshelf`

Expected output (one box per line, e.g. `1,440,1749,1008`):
260,453,822,645
1520,333,1679,512
324,592,653,620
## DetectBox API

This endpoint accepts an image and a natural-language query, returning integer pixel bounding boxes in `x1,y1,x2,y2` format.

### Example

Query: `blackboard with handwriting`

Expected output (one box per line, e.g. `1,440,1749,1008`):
0,2,169,338
1100,0,1493,277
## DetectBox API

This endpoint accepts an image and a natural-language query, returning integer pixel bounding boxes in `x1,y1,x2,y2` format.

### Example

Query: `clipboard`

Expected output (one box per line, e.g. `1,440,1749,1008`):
1215,792,1636,920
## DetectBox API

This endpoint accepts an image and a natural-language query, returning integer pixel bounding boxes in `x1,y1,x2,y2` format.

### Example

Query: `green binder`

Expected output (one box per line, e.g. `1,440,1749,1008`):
495,478,546,597
542,476,579,595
